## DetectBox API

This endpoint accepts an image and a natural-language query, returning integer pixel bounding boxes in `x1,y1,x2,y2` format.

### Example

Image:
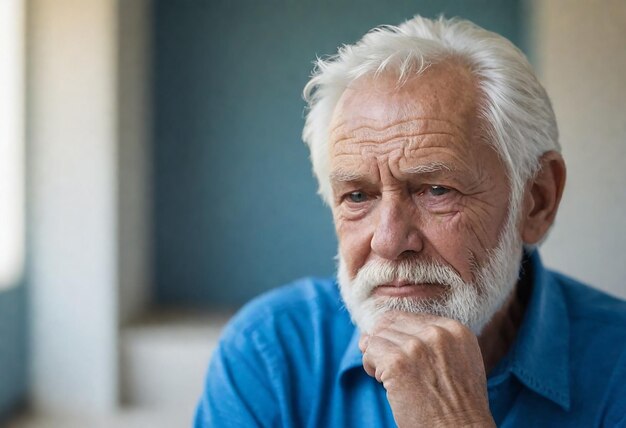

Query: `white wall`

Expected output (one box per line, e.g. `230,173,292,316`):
28,0,152,415
531,1,626,298
28,0,119,414
0,0,25,290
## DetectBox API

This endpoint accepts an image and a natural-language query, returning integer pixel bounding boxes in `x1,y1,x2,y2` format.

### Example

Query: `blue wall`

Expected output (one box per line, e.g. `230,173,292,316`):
0,284,28,422
152,0,523,306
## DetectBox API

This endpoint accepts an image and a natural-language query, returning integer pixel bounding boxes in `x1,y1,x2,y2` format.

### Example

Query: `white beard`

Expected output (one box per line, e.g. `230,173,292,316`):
337,208,524,335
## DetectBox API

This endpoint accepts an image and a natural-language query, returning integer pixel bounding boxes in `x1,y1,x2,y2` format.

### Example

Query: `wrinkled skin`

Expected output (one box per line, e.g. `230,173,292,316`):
330,63,509,289
329,61,566,427
359,313,493,427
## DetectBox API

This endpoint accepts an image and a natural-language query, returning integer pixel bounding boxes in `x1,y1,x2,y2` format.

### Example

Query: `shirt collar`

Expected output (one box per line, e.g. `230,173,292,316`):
506,250,571,410
337,320,363,383
337,251,571,410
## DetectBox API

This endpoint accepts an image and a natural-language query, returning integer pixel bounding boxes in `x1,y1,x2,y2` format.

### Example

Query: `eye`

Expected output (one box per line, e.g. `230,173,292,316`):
347,191,368,203
428,185,450,196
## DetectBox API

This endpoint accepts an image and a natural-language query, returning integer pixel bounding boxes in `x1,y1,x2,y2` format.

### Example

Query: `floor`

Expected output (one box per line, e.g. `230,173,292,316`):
7,408,192,428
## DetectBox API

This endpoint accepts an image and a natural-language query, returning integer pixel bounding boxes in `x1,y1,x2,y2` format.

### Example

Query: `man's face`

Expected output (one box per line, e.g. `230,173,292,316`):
328,63,522,333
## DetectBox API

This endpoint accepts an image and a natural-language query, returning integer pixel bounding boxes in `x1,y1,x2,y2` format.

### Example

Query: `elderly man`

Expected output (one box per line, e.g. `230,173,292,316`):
195,16,626,427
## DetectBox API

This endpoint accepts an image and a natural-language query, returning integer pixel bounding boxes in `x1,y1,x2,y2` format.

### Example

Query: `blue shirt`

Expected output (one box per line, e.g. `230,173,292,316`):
194,252,626,427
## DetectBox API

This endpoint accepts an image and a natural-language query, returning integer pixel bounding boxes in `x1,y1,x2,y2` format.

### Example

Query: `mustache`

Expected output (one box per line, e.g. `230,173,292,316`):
351,258,468,299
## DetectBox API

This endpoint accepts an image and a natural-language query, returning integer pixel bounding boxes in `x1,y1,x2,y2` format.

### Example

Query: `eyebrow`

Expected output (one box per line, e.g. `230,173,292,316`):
329,169,366,183
329,161,454,183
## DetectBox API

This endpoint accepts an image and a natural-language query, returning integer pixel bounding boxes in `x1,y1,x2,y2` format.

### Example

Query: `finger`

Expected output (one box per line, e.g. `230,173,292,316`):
378,310,447,328
371,312,439,339
371,315,475,365
362,353,376,379
361,335,398,383
369,327,415,348
376,311,470,338
370,327,439,374
358,334,370,352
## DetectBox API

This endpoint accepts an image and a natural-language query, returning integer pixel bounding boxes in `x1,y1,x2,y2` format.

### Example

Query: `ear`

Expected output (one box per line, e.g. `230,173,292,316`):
521,151,567,245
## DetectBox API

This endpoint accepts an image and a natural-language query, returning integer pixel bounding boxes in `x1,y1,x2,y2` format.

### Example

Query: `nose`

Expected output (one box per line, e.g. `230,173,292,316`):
370,195,424,260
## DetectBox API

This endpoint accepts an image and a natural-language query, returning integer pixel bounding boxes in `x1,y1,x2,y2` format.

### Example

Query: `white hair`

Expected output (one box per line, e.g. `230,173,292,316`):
302,15,560,217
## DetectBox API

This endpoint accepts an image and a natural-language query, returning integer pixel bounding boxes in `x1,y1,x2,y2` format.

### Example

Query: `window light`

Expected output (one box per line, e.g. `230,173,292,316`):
0,0,25,290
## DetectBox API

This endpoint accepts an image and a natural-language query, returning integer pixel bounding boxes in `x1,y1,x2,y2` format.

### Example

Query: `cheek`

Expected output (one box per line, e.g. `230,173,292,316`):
335,217,373,278
419,211,488,281
422,213,468,251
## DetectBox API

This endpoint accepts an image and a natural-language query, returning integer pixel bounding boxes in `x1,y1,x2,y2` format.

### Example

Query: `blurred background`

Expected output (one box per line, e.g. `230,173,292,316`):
0,0,624,426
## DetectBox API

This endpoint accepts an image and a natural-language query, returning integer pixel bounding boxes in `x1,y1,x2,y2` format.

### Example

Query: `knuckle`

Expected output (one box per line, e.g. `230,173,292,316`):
386,351,406,373
425,326,452,353
447,321,471,338
404,338,423,356
422,324,448,342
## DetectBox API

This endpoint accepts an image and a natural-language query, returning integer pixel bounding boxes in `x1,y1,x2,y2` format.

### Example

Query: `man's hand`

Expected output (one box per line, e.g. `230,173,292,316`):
359,312,496,428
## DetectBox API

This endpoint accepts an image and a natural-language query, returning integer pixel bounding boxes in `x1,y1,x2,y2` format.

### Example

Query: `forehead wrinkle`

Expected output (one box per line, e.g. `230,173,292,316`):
333,131,457,148
330,117,465,144
332,136,460,159
400,161,452,175
331,140,405,158
330,141,471,183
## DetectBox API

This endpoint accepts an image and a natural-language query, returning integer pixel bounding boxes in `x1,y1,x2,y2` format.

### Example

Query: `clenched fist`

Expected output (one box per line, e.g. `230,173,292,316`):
359,312,496,428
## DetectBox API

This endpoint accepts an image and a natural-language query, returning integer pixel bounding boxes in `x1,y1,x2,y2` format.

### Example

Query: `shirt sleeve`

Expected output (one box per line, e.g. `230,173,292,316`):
193,338,280,428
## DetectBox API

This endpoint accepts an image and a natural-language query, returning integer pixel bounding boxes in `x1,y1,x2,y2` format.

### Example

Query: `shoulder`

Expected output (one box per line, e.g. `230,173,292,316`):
552,271,626,326
549,270,626,420
217,277,353,362
551,270,626,351
196,278,347,427
223,277,345,337
208,277,354,419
